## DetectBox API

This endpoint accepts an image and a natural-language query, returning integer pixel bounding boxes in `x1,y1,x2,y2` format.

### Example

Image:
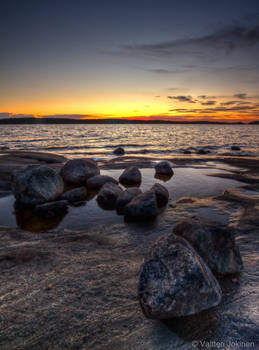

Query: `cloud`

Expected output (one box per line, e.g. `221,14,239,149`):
167,95,196,103
146,68,187,74
121,24,259,59
220,101,239,106
200,100,217,106
233,93,247,99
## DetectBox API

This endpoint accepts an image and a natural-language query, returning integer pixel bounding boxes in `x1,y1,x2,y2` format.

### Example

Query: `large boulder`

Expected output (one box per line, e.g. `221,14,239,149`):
116,187,142,215
124,190,158,220
155,161,173,176
151,183,169,207
60,158,100,185
119,166,141,187
139,234,222,319
61,187,87,203
97,182,123,209
87,175,118,190
12,165,64,205
113,147,125,155
173,216,243,275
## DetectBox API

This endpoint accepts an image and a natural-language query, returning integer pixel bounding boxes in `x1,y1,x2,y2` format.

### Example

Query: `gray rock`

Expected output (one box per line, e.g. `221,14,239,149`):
12,165,64,205
197,148,210,155
116,187,142,215
155,161,173,176
139,233,222,319
60,158,100,185
97,182,123,209
61,187,87,202
87,175,118,190
173,216,243,275
151,183,169,208
35,200,68,219
124,190,158,220
113,147,125,155
119,166,141,186
231,145,241,151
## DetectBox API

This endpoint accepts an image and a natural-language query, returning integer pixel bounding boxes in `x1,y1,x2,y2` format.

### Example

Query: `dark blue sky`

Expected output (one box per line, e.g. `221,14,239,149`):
1,0,259,121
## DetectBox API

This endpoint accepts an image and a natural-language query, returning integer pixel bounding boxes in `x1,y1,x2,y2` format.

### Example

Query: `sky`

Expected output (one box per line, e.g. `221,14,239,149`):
1,0,259,122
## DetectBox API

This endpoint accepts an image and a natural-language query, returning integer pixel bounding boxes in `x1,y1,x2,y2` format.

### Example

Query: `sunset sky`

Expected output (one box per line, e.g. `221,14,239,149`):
1,0,259,122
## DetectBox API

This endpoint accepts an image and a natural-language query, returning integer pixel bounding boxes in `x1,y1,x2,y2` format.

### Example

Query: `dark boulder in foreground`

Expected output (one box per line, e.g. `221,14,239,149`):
173,216,243,275
87,175,118,190
151,183,169,208
116,187,142,215
139,233,222,319
12,165,64,205
97,182,123,209
124,190,158,220
61,187,87,203
35,200,68,219
231,145,241,151
119,166,141,187
60,158,100,185
155,161,173,176
113,147,125,155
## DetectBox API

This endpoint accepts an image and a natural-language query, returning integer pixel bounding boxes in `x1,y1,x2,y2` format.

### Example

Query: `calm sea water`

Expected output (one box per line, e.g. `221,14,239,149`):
0,124,258,159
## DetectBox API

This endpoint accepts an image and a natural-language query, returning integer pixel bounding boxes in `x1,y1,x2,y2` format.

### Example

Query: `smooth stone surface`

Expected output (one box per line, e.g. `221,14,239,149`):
116,187,142,215
97,182,123,209
155,161,173,176
124,190,158,220
12,165,64,205
35,200,68,219
61,187,87,203
151,183,169,208
119,166,141,186
173,216,243,275
113,147,125,155
87,175,118,190
60,158,100,185
139,233,222,319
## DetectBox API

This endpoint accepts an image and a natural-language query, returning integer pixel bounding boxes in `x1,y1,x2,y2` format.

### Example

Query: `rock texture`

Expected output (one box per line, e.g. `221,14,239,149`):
124,190,158,220
173,216,243,275
119,166,141,187
139,233,222,319
60,159,100,185
35,200,69,218
87,175,118,190
97,182,123,209
155,161,173,176
116,187,142,215
12,165,64,205
61,187,87,203
151,183,169,207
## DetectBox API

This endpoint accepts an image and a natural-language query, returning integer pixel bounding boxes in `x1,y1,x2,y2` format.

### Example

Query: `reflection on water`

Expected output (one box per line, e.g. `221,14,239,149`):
0,167,244,233
0,124,259,159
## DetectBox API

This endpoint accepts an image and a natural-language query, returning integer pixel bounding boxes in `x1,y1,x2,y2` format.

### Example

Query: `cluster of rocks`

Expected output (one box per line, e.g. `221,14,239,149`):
11,159,173,221
138,216,243,319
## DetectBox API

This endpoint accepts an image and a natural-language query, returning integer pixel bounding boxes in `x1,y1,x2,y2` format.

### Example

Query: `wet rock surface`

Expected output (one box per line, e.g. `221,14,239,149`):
124,190,159,220
116,187,142,215
35,200,69,218
139,234,222,319
173,216,243,275
12,165,64,205
61,187,87,202
87,174,118,190
60,158,100,185
119,166,142,186
151,183,169,207
155,161,173,176
97,182,123,209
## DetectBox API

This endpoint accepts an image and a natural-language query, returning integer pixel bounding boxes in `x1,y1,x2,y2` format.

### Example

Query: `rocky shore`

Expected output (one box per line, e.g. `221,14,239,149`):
0,151,258,349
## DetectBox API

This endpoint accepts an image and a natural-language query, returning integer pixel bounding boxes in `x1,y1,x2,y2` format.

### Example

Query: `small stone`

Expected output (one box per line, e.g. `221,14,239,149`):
60,158,100,185
231,145,241,151
119,166,141,187
113,147,125,155
155,161,173,176
87,175,118,190
116,187,142,215
151,183,169,207
61,187,87,202
124,190,158,220
97,182,123,209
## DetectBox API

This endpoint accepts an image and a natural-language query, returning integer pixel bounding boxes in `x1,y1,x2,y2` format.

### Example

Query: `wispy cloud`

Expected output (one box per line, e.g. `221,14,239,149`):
168,95,196,103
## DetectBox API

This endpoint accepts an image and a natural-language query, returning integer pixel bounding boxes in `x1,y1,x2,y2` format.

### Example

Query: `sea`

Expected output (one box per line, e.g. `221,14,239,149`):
0,124,258,159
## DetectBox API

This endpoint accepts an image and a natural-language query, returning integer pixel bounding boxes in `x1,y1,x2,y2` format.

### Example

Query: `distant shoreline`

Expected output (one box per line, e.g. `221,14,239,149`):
0,117,252,125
